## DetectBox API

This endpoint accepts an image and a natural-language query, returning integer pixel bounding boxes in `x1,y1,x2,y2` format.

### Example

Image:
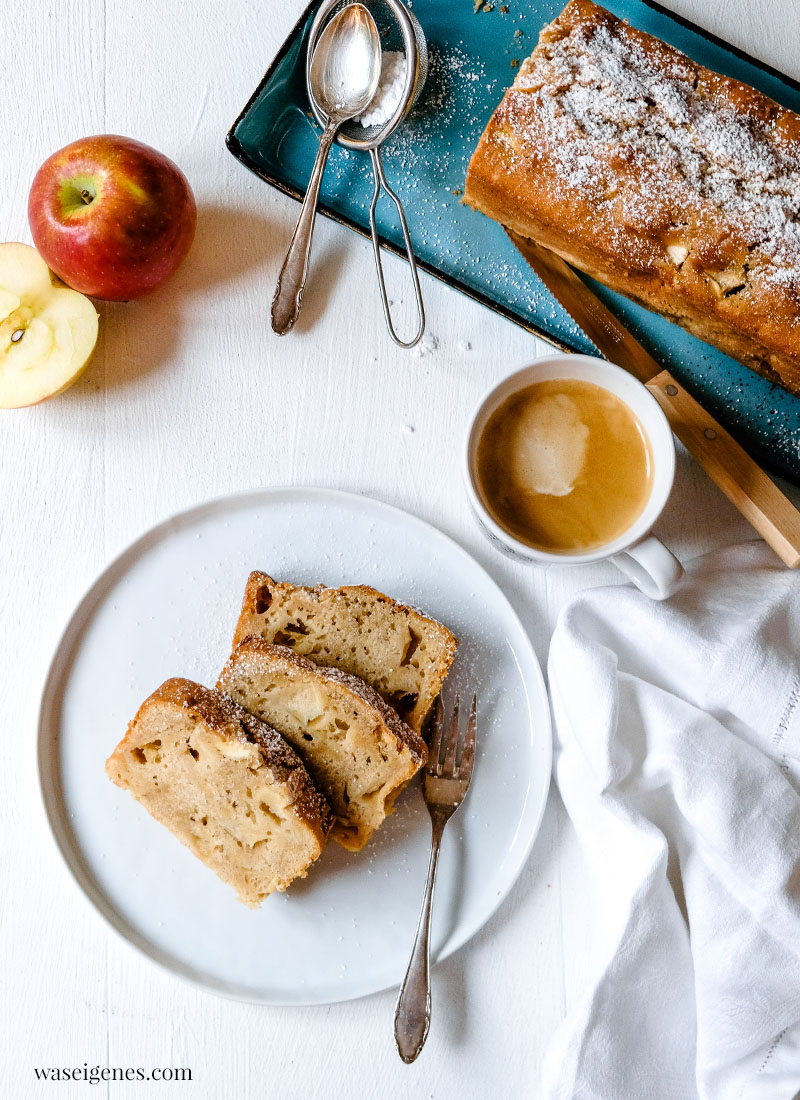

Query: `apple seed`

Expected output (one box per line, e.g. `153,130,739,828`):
10,328,24,342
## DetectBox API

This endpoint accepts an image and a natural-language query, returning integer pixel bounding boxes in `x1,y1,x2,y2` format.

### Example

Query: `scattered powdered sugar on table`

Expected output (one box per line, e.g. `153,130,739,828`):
412,332,439,359
357,50,407,128
378,44,556,305
386,44,493,175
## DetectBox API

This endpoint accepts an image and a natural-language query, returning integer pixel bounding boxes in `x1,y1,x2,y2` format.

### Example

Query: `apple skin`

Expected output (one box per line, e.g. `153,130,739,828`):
28,135,197,301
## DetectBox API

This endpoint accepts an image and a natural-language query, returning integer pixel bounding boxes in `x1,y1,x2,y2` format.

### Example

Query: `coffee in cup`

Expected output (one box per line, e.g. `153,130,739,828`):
475,378,653,555
465,355,683,600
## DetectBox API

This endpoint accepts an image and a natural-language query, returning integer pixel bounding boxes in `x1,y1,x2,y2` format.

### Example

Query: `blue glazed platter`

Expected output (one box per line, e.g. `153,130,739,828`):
227,0,800,483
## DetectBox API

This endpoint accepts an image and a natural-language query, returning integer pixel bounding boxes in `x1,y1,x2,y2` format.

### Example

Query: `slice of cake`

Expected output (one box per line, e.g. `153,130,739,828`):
231,572,457,733
218,638,428,851
105,678,333,907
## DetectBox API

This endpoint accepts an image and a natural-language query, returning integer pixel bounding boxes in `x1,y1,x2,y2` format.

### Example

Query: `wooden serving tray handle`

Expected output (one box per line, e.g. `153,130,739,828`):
647,370,800,568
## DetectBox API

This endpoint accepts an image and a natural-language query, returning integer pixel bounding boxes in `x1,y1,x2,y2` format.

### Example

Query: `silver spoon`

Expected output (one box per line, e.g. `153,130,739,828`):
271,3,381,335
307,0,428,348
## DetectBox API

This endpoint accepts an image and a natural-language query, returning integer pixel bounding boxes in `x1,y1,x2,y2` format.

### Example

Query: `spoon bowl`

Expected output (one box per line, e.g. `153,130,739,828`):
271,3,381,336
311,2,382,122
308,0,428,150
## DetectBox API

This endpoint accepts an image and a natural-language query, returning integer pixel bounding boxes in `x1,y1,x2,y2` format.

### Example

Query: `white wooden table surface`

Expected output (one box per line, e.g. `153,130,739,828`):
3,2,799,1097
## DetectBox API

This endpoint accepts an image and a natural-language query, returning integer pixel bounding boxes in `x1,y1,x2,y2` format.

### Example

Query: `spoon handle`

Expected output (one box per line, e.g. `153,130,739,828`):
272,118,339,335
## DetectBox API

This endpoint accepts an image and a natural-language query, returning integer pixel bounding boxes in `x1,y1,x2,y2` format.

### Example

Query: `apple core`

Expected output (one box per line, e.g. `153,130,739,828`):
0,242,99,407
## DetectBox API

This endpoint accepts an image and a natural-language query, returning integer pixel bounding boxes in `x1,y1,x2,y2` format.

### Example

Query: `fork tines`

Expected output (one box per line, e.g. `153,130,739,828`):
427,693,477,780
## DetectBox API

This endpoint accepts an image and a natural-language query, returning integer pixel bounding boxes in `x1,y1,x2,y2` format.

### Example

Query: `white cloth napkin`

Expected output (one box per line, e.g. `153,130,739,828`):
542,542,800,1100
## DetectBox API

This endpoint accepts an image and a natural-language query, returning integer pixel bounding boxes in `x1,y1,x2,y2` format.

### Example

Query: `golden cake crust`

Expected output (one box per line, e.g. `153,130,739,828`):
463,0,800,394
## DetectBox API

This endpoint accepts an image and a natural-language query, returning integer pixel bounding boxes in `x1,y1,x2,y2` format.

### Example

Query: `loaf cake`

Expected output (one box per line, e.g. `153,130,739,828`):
464,0,800,395
218,637,428,851
105,678,333,906
232,572,457,733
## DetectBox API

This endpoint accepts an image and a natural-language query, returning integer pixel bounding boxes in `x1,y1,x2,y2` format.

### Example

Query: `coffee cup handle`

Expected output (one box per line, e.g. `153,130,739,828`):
612,536,683,600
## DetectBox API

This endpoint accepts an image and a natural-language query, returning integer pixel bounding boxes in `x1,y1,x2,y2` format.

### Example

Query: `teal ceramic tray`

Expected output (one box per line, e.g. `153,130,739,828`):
228,0,800,483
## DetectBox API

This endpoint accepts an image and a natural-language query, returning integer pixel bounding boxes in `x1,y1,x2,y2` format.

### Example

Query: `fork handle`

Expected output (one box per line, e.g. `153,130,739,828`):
394,811,447,1063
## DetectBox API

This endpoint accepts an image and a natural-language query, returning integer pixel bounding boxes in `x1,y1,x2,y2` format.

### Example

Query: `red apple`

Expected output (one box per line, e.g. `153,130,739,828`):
28,135,196,300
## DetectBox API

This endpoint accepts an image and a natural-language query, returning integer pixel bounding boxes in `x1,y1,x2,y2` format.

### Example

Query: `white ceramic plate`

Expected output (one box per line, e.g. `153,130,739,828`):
38,488,551,1005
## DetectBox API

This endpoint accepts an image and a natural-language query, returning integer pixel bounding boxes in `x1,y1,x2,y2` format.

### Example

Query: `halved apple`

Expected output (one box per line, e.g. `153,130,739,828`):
0,242,98,408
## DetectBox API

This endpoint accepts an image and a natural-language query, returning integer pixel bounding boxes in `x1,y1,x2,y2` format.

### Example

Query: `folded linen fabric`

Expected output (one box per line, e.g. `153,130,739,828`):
543,542,800,1100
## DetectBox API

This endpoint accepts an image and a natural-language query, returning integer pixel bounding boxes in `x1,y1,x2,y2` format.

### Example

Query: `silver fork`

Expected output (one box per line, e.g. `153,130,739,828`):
394,694,477,1063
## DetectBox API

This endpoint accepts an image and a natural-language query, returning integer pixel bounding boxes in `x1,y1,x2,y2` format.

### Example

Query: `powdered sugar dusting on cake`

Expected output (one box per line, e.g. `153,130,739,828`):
502,14,800,284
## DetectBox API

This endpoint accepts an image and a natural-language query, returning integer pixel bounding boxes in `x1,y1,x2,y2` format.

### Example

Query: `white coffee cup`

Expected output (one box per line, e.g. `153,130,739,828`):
465,354,684,600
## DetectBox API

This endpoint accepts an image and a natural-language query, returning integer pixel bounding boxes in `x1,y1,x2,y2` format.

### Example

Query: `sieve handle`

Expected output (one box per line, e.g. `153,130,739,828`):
368,147,425,349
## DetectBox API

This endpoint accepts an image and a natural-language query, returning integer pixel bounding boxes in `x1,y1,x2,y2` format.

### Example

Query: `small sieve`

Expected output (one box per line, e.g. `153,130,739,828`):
306,0,427,348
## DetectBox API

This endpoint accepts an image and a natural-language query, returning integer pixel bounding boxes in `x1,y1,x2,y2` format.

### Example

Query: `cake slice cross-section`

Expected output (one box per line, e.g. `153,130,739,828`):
105,678,334,907
232,572,457,733
218,638,428,851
